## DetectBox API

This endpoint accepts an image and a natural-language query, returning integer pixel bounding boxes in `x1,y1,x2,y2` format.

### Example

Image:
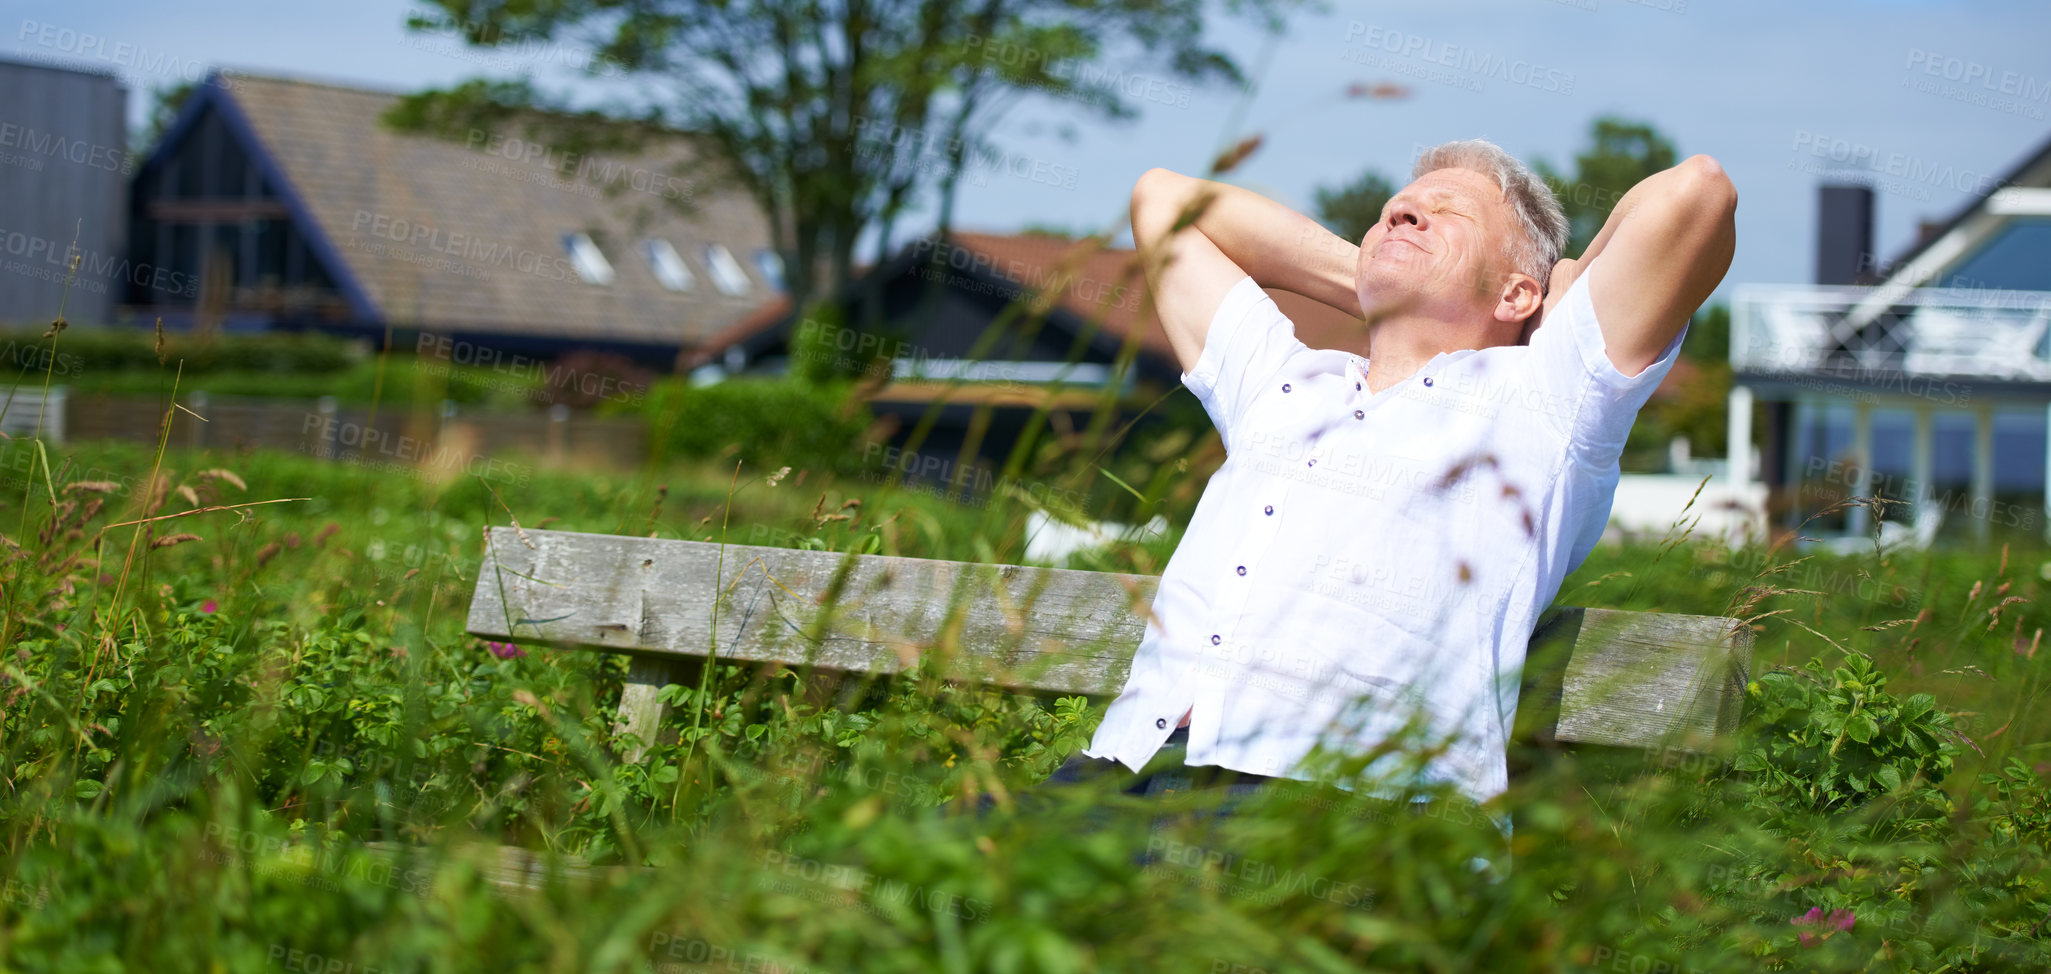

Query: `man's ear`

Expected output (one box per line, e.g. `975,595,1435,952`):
1495,273,1544,341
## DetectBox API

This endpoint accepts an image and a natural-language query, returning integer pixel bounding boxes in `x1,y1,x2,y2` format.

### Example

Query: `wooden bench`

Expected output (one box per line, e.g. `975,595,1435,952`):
465,526,1754,764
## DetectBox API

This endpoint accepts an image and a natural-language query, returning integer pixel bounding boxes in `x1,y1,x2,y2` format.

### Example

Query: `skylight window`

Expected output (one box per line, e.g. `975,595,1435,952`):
562,232,614,284
704,243,752,295
642,239,695,292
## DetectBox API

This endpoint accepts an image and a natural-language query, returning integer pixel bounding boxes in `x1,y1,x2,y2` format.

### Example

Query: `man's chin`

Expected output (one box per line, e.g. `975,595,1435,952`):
1357,285,1419,323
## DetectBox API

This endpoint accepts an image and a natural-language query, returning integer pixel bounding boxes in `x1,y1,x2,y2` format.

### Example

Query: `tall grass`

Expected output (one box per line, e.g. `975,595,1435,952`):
2,315,2049,970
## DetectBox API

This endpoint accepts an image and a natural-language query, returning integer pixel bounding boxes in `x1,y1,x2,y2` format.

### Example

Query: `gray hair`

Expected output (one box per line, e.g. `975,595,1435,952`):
1412,139,1568,287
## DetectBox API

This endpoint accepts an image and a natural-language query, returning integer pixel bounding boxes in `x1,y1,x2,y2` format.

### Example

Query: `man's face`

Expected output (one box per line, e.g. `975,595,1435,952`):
1354,167,1523,324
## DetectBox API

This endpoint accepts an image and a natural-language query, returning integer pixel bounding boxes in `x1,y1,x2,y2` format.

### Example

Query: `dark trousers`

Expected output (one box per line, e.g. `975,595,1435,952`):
985,728,1286,853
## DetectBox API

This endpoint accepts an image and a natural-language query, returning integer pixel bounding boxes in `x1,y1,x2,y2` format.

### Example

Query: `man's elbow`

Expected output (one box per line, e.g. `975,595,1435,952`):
1672,154,1737,220
1131,167,1193,246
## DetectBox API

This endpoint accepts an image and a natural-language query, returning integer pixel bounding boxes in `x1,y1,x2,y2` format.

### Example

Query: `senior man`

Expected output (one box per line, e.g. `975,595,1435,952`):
1040,139,1736,826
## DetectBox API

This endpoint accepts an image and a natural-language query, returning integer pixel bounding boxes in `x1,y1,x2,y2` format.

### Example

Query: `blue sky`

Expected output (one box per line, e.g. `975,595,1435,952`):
12,0,2048,298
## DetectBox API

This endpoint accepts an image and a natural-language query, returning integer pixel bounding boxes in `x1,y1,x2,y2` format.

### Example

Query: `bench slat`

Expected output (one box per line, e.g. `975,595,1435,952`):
467,527,1752,754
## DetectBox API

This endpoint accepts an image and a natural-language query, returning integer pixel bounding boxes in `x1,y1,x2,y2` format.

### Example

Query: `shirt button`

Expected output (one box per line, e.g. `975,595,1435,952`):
1307,459,1316,467
1281,383,1291,392
1354,409,1365,420
1423,377,1434,387
1355,382,1361,391
1263,505,1274,515
1210,634,1222,645
1236,566,1247,576
1156,718,1168,729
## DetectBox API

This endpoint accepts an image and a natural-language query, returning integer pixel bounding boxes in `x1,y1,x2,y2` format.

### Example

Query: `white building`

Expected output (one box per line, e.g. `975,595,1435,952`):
1728,136,2051,546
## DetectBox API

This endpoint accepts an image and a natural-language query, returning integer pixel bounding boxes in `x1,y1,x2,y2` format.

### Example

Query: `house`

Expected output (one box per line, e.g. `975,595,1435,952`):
686,230,1375,481
0,57,129,329
1728,134,2051,545
122,69,783,365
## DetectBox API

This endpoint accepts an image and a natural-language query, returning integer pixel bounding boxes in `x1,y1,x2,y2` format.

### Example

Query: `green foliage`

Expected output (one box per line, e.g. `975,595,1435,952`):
5,423,2051,970
1313,168,1396,245
787,302,887,386
387,0,1307,310
1622,303,1732,470
645,376,876,476
1683,303,1731,363
1538,117,1680,256
1736,653,1960,819
3,326,357,376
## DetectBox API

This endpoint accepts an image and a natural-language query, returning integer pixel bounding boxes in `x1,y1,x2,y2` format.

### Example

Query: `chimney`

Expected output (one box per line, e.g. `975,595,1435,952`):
1815,184,1875,285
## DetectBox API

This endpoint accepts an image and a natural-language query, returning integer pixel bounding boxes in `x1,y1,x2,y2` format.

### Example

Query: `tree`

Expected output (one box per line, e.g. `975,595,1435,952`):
138,81,196,154
385,0,1303,325
1538,117,1678,257
1312,169,1395,246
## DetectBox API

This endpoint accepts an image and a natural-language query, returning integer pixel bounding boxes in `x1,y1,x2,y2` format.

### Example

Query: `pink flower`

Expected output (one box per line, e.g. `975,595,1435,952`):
1792,907,1856,946
487,641,526,659
201,599,218,614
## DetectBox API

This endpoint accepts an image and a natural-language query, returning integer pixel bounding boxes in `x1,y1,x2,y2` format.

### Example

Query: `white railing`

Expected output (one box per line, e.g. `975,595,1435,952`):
1732,284,2051,381
0,384,65,444
892,358,1129,389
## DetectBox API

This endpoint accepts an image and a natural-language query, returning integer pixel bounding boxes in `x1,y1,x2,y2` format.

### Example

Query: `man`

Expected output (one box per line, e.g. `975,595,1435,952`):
1049,139,1736,824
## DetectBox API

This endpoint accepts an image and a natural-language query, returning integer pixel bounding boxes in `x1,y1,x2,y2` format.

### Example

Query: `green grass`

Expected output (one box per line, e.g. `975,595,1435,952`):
1,365,2049,971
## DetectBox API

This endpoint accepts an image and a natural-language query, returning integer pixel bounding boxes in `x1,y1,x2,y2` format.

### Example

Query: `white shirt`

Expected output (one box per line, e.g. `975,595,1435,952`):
1081,271,1684,809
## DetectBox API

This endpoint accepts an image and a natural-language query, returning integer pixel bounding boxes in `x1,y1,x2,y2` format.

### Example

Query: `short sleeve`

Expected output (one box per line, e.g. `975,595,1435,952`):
1524,270,1687,458
1181,276,1308,446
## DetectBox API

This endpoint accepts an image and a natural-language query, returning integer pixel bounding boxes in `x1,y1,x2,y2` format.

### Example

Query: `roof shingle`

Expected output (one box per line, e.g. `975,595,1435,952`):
219,71,779,347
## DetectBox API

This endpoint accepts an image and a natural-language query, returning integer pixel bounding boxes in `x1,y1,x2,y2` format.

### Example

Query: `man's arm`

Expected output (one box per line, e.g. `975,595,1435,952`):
1538,155,1738,376
1130,168,1361,374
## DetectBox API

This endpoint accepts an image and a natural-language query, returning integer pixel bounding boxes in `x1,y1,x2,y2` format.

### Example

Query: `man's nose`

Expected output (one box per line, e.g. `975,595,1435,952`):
1385,200,1426,231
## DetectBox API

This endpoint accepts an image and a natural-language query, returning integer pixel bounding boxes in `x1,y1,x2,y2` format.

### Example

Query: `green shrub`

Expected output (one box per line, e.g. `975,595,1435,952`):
1736,652,1961,819
643,377,875,477
8,326,359,376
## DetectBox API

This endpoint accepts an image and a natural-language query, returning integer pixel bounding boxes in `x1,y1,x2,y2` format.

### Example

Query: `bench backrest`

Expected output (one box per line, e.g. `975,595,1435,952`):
466,527,1753,760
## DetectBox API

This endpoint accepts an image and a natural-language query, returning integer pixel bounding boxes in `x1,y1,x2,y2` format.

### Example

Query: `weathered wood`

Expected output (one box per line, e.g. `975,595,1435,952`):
616,654,682,763
361,841,639,895
467,527,1752,752
1524,607,1752,753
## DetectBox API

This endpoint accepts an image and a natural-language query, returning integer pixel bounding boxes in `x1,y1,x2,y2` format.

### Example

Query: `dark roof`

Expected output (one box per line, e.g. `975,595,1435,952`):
204,70,779,346
691,230,1371,372
1873,132,2051,283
